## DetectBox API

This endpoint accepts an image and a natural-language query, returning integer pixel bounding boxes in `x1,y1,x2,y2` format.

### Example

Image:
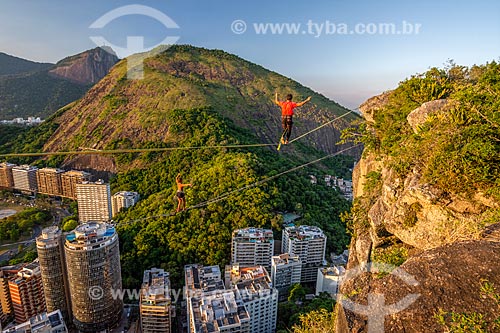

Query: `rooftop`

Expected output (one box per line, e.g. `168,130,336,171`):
65,222,117,249
226,265,274,300
186,265,224,294
141,268,171,304
3,310,66,332
272,253,301,266
12,165,37,171
62,170,91,177
36,226,62,249
191,291,249,333
320,266,346,277
113,191,139,198
284,225,326,240
232,227,274,242
186,264,250,333
37,167,64,173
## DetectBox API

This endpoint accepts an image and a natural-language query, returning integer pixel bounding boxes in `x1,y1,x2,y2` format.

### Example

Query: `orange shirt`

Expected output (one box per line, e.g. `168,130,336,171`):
279,101,298,116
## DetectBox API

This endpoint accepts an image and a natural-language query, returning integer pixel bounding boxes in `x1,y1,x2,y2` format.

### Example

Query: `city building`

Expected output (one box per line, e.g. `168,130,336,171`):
0,162,15,189
60,170,91,199
271,253,302,300
8,260,46,324
331,250,349,267
36,226,72,324
64,222,123,332
315,266,346,296
11,165,38,194
282,225,327,283
2,309,67,333
0,264,27,326
111,191,140,217
0,270,14,324
36,168,64,197
0,117,43,126
140,268,172,333
75,180,112,222
185,264,250,333
231,228,274,271
225,264,278,333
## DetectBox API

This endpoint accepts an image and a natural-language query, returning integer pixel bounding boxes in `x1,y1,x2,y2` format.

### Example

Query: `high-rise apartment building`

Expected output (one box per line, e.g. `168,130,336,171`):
8,260,46,324
0,162,15,189
2,309,68,333
225,264,278,333
36,168,64,196
36,226,72,324
0,271,14,323
185,264,250,333
60,170,91,200
64,222,122,332
140,268,172,333
282,225,327,283
12,165,38,193
111,191,140,217
0,264,27,326
315,266,345,296
75,180,112,222
231,228,274,270
271,253,302,300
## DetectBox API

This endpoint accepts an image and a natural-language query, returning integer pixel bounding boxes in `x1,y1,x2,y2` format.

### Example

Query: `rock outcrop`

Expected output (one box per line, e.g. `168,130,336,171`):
336,238,500,333
337,92,500,332
49,47,119,85
358,91,391,123
406,99,451,133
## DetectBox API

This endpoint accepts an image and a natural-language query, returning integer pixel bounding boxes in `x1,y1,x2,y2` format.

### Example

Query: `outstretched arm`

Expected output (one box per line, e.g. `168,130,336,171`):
296,96,312,107
274,92,281,106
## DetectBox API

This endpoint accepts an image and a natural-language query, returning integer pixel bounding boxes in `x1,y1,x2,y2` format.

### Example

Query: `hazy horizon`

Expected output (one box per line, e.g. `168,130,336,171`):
1,0,499,109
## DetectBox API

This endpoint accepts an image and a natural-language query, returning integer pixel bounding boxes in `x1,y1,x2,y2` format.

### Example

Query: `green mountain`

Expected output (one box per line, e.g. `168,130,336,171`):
42,45,358,160
0,48,118,120
0,52,52,76
1,45,358,292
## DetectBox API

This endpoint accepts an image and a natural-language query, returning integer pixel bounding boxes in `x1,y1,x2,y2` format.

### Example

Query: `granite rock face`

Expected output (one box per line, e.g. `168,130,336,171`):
49,47,119,85
337,94,500,332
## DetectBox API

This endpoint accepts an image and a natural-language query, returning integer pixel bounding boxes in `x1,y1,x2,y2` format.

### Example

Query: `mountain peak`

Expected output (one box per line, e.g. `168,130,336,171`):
48,47,119,85
42,44,358,162
0,52,53,76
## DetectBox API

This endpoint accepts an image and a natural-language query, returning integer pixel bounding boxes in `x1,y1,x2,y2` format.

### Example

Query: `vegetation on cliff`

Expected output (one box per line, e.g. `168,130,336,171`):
346,61,500,201
338,61,500,332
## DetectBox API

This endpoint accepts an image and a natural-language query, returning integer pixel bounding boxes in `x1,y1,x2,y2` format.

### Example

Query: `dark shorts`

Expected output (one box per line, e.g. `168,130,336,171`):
282,116,293,127
176,191,185,199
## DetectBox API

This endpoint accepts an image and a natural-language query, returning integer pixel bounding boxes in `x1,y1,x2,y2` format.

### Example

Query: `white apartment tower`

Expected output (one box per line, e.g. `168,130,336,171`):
231,228,274,271
12,165,38,193
282,225,327,283
225,264,278,333
75,180,112,223
111,191,140,217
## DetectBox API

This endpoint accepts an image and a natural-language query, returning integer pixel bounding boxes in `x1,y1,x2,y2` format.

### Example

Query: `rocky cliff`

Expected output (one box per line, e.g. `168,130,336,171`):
336,62,500,332
49,47,119,85
0,48,118,120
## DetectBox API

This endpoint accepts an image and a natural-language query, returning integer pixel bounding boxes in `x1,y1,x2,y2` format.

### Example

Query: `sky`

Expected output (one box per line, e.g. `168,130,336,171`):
1,0,499,109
